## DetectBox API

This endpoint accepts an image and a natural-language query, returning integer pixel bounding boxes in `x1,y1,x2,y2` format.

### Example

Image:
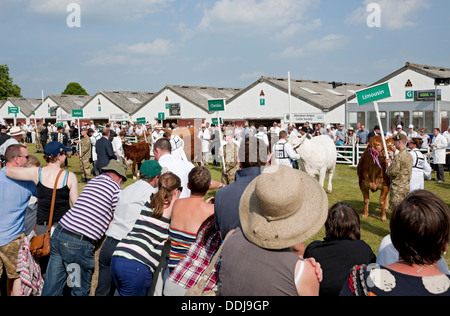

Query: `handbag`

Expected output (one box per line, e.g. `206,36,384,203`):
185,233,231,297
30,169,64,259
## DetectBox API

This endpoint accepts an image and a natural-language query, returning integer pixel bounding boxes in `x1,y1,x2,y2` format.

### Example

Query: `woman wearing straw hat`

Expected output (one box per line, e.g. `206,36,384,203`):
220,165,328,296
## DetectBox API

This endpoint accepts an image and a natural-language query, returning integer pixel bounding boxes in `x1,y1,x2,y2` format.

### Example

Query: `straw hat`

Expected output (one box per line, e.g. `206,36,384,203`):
239,165,328,250
7,126,25,137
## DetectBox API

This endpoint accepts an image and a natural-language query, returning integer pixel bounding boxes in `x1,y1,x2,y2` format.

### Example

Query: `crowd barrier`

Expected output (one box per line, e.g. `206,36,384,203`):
335,144,433,167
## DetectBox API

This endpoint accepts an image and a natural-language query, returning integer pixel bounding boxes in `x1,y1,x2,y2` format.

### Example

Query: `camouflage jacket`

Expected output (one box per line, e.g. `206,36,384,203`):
387,148,413,193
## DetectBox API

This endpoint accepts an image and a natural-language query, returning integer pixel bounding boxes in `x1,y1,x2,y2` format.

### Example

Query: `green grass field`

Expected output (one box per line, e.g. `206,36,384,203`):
27,144,450,267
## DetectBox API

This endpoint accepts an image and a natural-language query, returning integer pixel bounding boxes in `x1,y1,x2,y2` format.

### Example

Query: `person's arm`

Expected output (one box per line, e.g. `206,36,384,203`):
67,172,79,205
5,167,39,184
295,260,320,296
286,143,300,160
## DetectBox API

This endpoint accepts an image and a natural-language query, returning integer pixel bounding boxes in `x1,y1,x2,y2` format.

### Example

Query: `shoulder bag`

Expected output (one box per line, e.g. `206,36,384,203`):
30,169,64,259
185,233,232,297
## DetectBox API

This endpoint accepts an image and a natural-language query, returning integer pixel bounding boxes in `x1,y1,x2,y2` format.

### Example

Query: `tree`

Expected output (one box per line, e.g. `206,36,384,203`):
0,65,22,100
62,82,89,96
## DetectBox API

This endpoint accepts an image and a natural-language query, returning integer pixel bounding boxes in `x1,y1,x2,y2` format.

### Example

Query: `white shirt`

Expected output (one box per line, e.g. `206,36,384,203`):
199,128,211,153
271,139,300,168
90,132,102,161
432,133,448,164
170,135,188,161
112,136,124,162
0,138,19,156
106,180,158,241
157,153,194,199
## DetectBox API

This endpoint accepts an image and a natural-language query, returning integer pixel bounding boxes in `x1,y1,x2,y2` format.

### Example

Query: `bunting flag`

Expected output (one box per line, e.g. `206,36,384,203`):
368,147,381,168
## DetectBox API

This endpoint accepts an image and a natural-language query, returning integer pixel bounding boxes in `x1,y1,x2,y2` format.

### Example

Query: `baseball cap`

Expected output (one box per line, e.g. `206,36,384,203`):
44,141,72,157
392,133,407,142
139,160,163,179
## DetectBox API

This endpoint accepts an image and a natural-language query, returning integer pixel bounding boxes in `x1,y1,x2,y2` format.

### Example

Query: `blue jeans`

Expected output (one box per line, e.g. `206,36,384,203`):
110,256,153,296
41,225,95,296
95,236,120,296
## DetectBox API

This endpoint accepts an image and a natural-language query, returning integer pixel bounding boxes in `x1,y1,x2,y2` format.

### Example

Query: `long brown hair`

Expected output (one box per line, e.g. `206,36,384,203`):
150,172,181,219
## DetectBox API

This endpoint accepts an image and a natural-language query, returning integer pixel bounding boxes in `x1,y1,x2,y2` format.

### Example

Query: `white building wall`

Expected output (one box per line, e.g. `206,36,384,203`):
224,82,345,126
133,89,213,125
83,94,124,121
0,100,28,122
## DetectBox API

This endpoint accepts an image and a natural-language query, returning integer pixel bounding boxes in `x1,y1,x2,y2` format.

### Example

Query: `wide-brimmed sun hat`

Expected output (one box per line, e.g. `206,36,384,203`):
102,160,128,182
7,126,25,137
239,165,328,250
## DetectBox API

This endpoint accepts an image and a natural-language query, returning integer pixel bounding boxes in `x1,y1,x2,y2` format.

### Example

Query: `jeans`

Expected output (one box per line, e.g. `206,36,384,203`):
41,225,95,296
95,236,120,296
110,256,153,296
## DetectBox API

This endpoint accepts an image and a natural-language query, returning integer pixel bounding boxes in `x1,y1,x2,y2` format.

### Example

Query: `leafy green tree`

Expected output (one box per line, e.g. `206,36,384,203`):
62,82,89,96
0,65,22,100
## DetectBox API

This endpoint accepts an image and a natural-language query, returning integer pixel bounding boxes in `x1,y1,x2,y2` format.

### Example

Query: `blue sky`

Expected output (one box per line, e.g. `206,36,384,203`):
1,0,449,98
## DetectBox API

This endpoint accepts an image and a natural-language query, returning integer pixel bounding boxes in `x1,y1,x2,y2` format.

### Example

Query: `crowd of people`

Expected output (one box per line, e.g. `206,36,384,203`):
0,118,449,297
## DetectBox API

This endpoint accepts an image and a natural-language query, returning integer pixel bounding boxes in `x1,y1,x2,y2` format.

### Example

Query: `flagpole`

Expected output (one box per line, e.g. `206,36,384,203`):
288,71,292,127
373,101,387,155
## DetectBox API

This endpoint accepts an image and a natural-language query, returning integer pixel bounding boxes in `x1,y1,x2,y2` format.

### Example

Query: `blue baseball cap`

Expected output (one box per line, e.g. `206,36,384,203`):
44,141,72,157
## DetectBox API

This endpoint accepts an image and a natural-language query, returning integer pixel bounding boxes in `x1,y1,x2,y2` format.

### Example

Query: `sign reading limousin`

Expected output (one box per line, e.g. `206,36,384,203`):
356,82,391,106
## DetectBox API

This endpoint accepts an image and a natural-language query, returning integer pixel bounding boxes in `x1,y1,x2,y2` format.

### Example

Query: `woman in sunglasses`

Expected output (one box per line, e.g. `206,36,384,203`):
5,142,79,241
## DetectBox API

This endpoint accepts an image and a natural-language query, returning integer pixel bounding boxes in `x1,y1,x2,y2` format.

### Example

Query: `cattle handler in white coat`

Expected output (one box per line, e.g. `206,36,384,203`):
431,128,448,183
408,138,431,192
272,130,300,168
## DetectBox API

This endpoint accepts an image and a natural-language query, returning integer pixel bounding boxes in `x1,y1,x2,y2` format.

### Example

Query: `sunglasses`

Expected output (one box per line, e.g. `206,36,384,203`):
16,155,30,160
178,187,183,193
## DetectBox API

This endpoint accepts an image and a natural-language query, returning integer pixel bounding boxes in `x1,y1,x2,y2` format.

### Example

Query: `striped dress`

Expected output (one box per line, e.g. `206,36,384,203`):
167,227,197,270
112,206,170,273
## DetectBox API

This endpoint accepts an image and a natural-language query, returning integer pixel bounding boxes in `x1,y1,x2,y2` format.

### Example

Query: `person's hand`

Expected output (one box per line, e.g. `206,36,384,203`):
303,258,323,283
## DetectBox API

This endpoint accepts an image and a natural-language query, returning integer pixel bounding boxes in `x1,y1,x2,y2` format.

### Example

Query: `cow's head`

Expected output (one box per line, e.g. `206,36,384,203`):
368,136,394,158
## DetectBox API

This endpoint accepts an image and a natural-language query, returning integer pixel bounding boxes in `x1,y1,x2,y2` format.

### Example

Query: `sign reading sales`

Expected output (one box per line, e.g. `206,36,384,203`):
356,82,391,106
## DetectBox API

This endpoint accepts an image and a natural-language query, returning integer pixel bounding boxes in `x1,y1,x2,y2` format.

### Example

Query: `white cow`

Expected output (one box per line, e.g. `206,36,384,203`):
289,134,337,194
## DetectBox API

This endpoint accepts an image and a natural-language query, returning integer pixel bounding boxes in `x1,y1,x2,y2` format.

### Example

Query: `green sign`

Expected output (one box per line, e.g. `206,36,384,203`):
208,99,226,112
356,83,391,106
158,113,165,121
211,118,223,125
405,91,414,100
72,109,84,118
136,117,146,125
415,89,441,101
260,98,266,106
8,107,19,114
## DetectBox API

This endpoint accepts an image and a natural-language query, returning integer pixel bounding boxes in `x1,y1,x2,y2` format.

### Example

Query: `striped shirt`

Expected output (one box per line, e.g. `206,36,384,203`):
168,227,197,269
59,174,122,241
112,206,170,273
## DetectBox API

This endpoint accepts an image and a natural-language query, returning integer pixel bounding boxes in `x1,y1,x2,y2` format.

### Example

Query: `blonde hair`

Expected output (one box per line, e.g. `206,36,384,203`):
25,155,41,168
150,172,181,219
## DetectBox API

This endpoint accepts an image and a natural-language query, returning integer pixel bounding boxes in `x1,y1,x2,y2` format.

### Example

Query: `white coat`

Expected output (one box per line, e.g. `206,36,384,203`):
432,133,448,165
199,128,211,153
409,149,432,192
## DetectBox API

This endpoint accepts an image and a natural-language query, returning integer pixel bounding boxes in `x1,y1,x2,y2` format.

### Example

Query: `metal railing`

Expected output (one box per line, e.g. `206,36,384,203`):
335,144,433,166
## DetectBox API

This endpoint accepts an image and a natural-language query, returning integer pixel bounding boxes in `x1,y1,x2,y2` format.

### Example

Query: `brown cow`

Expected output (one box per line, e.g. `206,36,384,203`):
357,136,394,222
123,140,151,180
